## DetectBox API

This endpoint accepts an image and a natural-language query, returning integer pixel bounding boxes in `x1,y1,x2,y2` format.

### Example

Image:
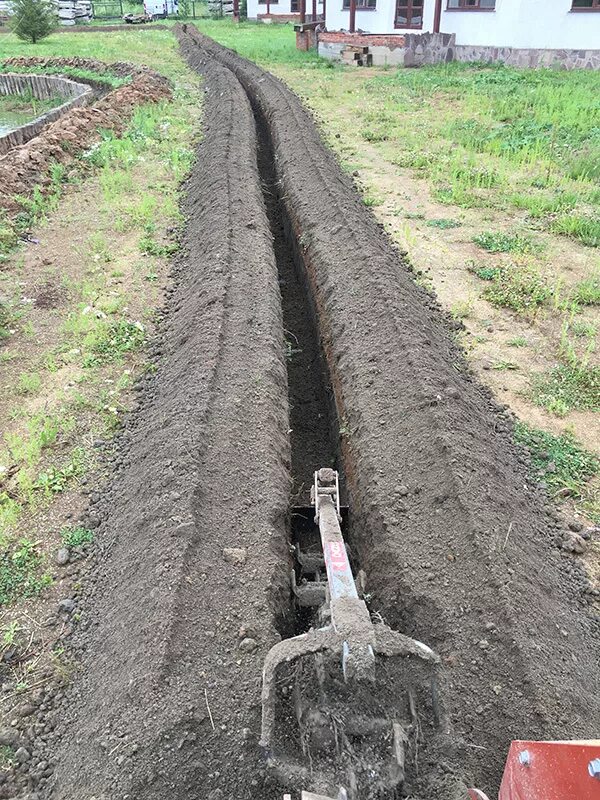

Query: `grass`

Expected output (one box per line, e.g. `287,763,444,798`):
531,363,600,416
571,275,600,307
515,422,599,501
0,539,51,606
551,214,600,248
481,264,550,313
426,218,461,230
0,28,201,612
473,230,542,255
82,319,145,367
0,91,61,118
16,371,41,396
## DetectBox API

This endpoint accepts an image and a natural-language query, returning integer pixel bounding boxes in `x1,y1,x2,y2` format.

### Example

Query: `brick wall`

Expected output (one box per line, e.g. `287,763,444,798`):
319,31,405,49
257,12,301,21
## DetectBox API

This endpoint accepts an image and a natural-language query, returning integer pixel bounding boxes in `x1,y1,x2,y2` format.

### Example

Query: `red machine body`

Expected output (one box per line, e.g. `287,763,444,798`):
469,740,600,800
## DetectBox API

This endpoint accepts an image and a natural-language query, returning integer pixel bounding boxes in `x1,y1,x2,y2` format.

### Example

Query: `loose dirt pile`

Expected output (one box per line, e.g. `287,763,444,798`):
177,25,600,795
3,26,597,800
0,58,170,219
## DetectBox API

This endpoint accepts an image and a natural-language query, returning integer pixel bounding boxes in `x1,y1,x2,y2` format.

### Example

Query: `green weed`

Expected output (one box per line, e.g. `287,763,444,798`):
0,539,51,606
426,218,462,229
139,236,179,258
571,275,600,306
483,265,550,312
507,336,528,347
61,526,93,548
530,364,600,415
515,422,598,495
0,745,14,768
15,371,41,396
83,319,145,367
34,448,86,497
473,230,542,255
551,215,600,248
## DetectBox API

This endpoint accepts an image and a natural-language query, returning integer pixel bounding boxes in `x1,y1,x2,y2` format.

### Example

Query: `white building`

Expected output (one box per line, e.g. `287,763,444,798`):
246,0,600,63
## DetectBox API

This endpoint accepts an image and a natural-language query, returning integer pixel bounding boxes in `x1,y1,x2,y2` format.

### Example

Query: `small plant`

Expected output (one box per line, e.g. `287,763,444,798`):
0,298,17,339
507,336,528,347
0,745,14,768
471,264,503,282
362,193,384,208
83,319,145,367
551,215,600,248
9,0,57,43
34,448,85,497
0,539,51,605
530,364,600,415
492,360,519,371
450,298,473,320
139,237,179,258
426,218,462,230
473,230,542,255
514,422,599,497
16,371,41,396
571,275,600,307
61,526,93,548
483,265,550,313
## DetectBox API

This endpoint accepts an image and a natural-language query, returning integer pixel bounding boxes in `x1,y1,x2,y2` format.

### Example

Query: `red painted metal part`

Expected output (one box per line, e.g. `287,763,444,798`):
499,741,600,800
469,740,600,800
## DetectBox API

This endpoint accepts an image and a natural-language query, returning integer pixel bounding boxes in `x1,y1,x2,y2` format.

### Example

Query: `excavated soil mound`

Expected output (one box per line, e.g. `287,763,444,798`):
0,58,170,218
176,25,600,795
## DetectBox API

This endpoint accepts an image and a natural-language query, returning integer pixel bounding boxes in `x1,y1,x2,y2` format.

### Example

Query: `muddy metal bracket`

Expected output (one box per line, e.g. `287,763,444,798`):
260,468,440,799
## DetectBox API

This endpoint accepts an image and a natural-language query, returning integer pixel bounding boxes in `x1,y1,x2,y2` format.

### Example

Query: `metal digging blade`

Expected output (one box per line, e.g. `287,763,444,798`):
261,469,441,800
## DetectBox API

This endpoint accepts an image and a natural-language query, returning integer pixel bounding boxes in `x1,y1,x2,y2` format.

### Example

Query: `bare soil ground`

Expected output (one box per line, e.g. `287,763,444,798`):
1,26,598,800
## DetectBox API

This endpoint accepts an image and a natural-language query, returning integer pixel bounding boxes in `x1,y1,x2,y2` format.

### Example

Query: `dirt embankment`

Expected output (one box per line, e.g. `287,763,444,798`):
6,27,598,800
0,57,170,218
177,26,599,794
13,53,291,800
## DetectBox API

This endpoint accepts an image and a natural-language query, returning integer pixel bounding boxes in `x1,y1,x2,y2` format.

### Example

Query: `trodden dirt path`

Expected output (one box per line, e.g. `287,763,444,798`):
11,26,598,800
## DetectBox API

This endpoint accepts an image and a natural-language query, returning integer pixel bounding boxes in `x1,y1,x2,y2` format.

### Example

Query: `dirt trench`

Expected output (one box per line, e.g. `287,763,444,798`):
17,26,599,800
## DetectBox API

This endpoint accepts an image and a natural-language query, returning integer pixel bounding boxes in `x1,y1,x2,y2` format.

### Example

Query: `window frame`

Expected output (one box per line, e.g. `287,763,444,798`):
342,0,377,10
394,0,424,28
446,0,496,10
571,0,600,10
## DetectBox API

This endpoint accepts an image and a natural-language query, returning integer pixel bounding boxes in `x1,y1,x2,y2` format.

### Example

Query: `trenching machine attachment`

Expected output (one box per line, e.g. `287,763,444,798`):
261,468,441,799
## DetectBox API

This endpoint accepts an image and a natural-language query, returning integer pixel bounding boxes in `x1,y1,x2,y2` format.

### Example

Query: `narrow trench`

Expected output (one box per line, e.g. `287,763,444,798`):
253,107,350,637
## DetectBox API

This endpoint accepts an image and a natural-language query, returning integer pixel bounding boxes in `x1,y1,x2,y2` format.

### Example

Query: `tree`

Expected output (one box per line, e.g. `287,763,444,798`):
10,0,58,44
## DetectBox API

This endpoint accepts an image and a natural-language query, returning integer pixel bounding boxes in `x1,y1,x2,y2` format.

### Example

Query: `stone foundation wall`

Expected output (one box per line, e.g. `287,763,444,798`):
0,73,92,156
454,45,600,71
318,31,600,70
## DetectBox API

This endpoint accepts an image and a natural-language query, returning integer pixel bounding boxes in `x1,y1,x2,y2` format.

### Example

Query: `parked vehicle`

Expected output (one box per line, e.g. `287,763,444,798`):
143,0,178,18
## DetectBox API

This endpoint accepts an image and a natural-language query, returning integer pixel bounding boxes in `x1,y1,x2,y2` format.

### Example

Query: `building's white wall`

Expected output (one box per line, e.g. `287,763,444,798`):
442,0,600,50
323,0,600,51
247,0,294,20
326,0,435,34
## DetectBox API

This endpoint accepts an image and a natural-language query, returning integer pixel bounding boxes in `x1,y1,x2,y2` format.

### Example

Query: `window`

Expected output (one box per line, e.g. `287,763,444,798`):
343,0,376,9
395,0,423,27
447,0,495,8
572,0,600,9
